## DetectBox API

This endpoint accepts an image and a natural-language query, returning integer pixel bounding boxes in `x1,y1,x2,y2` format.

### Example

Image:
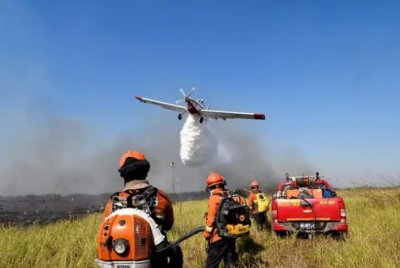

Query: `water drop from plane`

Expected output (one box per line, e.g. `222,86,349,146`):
180,114,216,166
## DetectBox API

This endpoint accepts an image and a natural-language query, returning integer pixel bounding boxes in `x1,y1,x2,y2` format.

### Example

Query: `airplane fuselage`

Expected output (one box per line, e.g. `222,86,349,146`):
186,99,205,123
187,99,202,115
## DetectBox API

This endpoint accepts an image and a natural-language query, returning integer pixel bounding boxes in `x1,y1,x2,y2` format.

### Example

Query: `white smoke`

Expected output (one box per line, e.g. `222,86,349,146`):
179,115,217,166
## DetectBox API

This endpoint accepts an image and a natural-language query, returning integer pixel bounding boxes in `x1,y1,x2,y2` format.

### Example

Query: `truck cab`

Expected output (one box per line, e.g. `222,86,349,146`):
271,175,348,238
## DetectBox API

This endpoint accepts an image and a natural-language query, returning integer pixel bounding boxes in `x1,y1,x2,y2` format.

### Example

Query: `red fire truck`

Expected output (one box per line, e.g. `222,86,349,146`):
271,174,348,239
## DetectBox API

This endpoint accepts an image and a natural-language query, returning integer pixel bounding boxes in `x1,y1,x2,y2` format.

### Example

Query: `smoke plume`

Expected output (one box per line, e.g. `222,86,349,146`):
179,115,217,166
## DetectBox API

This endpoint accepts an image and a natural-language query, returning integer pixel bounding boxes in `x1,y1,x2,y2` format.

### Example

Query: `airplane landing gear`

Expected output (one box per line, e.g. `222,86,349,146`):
178,114,183,120
199,117,204,124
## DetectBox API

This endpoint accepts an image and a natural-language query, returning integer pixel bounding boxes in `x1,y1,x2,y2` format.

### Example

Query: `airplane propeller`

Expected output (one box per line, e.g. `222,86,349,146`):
179,88,186,98
176,87,196,104
187,87,196,98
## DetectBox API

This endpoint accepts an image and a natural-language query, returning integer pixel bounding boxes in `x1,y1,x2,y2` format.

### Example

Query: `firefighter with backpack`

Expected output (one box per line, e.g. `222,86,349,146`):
102,150,183,268
248,180,269,231
203,172,251,268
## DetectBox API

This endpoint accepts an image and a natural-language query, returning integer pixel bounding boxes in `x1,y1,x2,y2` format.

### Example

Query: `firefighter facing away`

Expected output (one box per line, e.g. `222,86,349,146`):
102,150,182,267
248,180,269,231
204,172,251,268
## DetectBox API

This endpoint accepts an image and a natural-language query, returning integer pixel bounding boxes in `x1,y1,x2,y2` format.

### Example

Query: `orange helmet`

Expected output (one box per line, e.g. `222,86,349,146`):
250,180,260,188
119,150,146,168
206,172,226,188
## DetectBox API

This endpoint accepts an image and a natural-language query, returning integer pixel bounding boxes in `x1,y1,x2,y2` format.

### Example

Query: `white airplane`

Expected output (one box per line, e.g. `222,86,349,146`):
135,88,266,123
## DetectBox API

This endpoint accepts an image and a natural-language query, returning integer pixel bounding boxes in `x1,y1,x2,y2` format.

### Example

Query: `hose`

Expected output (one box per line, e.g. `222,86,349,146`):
300,197,317,232
156,226,205,253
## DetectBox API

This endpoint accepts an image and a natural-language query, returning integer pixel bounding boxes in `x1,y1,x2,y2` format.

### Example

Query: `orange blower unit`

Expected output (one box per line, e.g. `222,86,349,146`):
96,195,204,268
96,193,166,268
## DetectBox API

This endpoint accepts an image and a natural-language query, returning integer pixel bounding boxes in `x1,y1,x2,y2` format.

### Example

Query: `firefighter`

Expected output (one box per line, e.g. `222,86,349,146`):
248,180,268,231
203,172,246,268
102,150,182,268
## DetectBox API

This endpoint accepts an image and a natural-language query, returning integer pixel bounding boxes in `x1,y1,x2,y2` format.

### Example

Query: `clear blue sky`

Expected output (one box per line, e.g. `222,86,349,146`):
1,0,399,193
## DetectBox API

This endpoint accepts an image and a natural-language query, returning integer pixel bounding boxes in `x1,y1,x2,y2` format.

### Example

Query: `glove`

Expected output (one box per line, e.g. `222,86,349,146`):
203,230,212,240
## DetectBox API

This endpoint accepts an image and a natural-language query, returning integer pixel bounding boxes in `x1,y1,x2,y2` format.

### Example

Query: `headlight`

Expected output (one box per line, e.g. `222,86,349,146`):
113,239,130,255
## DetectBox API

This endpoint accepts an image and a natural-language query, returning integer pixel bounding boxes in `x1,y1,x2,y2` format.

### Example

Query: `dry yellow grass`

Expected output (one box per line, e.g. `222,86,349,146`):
1,187,399,267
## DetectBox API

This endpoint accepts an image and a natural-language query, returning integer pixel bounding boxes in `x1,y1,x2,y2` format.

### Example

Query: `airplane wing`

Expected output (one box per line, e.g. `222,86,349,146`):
135,96,186,113
201,109,266,120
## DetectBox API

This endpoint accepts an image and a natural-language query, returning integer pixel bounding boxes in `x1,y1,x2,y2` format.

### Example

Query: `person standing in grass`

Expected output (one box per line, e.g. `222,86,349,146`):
203,172,249,268
248,180,269,231
102,150,182,268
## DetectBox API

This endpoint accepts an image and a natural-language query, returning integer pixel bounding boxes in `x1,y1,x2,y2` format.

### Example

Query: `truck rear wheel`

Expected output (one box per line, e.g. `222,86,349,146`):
271,226,288,238
328,231,347,241
274,231,288,238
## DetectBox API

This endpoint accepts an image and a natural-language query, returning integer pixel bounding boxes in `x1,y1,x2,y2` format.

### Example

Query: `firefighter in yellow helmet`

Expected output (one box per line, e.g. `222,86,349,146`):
203,172,248,268
248,180,269,231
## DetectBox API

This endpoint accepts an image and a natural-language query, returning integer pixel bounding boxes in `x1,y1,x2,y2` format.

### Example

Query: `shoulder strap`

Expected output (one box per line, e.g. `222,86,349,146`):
141,185,158,199
120,186,158,199
110,191,120,199
213,190,229,198
213,192,223,197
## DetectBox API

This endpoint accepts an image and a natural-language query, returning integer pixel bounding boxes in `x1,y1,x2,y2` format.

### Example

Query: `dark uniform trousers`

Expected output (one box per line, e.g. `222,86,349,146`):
253,212,267,230
206,238,238,268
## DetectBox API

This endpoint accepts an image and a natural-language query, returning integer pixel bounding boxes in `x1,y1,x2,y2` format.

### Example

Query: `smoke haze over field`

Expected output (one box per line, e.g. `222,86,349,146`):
1,85,398,195
1,106,399,196
3,99,398,196
0,110,285,195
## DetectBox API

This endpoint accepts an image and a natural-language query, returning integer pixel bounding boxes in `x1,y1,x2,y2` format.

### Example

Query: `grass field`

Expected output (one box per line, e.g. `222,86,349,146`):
1,187,399,268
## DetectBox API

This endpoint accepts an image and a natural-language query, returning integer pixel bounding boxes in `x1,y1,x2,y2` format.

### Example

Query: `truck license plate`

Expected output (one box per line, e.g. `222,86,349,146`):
300,222,315,229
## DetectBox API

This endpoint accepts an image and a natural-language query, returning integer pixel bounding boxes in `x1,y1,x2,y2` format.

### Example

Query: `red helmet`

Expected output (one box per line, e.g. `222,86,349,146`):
206,172,225,188
250,180,260,188
119,150,146,168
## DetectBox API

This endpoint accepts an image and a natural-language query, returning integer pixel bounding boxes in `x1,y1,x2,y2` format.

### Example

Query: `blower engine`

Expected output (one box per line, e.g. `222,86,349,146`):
96,194,204,268
96,208,163,267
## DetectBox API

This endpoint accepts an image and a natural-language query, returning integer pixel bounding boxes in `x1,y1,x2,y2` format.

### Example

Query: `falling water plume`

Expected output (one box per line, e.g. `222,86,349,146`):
179,115,217,166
